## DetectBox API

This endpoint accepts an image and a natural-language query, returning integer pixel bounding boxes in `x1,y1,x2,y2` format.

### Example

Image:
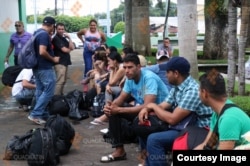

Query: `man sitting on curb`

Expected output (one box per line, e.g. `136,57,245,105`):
138,57,213,166
100,54,169,163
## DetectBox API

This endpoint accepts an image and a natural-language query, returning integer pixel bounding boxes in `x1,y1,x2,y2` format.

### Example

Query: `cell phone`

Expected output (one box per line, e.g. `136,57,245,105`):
138,119,151,126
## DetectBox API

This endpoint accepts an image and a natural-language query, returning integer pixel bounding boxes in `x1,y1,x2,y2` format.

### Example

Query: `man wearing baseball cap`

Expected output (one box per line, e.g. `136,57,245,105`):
28,16,59,125
138,56,213,165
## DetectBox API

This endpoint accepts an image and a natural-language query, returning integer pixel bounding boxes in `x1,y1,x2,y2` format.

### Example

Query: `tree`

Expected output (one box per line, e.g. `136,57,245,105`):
227,0,238,97
238,0,250,95
124,0,132,48
177,0,198,79
203,0,228,59
114,21,125,33
131,0,151,56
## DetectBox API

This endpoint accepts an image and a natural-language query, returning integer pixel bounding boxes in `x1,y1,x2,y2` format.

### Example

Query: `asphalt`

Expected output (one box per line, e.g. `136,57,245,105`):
0,49,139,166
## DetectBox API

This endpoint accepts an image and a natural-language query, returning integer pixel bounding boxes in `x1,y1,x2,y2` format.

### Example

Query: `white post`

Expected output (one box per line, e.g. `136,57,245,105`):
106,0,110,37
33,0,37,31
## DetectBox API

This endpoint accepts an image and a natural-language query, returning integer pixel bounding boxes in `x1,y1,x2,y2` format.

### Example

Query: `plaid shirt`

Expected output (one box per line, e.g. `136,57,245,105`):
165,76,213,127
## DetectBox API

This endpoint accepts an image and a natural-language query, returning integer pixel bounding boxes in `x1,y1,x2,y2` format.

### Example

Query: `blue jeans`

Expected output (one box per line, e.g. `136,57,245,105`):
30,69,56,119
14,88,35,105
146,130,180,166
83,49,94,77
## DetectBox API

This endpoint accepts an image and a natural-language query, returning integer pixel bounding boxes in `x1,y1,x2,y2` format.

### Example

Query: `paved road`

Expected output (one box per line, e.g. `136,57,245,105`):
0,49,139,166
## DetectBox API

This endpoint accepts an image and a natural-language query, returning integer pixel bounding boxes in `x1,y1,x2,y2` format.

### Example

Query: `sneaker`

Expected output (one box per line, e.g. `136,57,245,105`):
28,115,46,125
100,128,109,134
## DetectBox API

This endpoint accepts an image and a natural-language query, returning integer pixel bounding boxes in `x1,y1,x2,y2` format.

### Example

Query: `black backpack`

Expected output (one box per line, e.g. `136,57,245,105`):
27,128,60,166
3,130,33,160
45,115,75,155
1,66,23,87
48,95,70,116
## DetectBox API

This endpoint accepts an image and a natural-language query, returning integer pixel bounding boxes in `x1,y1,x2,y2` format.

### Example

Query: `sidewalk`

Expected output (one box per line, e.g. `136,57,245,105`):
0,49,139,166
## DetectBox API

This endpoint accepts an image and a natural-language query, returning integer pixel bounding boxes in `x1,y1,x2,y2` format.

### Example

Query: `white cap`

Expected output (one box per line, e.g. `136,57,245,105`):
156,50,169,60
138,55,147,67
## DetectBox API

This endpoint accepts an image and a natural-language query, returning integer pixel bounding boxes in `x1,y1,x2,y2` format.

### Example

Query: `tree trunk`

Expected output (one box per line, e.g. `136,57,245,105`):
177,0,198,79
227,0,238,97
131,0,151,56
203,0,228,59
238,0,250,95
124,0,132,48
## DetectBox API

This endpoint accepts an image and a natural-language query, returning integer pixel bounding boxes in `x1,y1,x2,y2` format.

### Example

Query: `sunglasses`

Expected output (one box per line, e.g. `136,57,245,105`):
15,24,21,27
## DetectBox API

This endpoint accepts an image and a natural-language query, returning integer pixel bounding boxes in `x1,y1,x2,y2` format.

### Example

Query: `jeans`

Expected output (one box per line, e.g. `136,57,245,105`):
146,130,180,166
83,50,94,77
105,86,121,103
30,68,56,119
54,64,68,95
14,88,35,106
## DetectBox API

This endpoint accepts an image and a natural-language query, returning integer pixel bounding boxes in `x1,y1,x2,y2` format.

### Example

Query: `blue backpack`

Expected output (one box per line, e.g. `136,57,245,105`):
18,30,44,69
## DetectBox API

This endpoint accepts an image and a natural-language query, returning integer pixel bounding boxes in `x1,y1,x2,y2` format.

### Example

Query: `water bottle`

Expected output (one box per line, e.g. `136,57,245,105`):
4,62,9,69
92,97,99,117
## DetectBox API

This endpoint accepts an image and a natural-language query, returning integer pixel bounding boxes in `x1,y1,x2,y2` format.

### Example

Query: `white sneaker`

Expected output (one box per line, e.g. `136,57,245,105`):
28,115,46,125
100,128,109,134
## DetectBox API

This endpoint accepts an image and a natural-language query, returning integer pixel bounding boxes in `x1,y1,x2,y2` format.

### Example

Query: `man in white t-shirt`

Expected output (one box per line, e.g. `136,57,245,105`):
12,69,36,111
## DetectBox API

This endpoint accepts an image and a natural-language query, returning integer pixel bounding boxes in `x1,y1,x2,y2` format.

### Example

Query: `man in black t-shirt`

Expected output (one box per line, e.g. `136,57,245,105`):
52,22,75,95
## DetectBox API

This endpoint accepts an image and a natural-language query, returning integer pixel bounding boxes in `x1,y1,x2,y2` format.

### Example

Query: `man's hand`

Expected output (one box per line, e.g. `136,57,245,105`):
138,108,149,123
103,101,121,116
53,56,60,63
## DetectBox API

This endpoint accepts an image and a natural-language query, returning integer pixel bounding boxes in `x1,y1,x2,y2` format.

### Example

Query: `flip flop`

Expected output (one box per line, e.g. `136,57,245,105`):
90,118,106,125
100,153,127,163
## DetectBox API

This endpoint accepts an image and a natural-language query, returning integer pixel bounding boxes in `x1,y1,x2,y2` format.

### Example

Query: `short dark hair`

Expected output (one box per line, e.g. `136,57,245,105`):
55,22,65,29
199,69,227,99
109,46,118,53
108,51,123,63
122,47,134,55
123,53,140,65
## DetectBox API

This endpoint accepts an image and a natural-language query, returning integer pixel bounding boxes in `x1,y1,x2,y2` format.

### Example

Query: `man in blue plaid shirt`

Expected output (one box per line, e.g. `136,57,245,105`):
137,57,213,166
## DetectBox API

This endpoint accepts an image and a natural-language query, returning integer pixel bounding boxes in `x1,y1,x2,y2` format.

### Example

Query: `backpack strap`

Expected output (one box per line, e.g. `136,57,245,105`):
204,103,238,150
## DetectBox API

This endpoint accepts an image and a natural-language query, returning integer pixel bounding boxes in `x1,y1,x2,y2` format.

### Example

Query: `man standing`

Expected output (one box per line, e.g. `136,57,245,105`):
52,23,74,95
4,21,32,66
28,16,59,125
100,54,169,163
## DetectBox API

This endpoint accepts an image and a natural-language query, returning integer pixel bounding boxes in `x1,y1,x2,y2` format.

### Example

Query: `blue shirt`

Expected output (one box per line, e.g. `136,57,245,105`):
123,69,169,105
165,76,213,127
34,29,54,69
10,31,32,55
144,61,172,91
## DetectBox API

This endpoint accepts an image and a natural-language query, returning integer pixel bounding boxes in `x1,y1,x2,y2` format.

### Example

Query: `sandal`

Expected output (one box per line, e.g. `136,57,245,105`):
100,153,127,163
90,118,107,125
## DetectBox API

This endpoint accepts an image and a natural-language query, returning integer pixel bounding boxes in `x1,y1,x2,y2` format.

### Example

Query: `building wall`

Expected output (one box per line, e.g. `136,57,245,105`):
0,0,26,73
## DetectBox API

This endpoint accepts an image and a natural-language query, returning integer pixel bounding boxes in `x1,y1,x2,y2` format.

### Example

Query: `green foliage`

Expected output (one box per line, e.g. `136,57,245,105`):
229,96,250,116
114,21,125,33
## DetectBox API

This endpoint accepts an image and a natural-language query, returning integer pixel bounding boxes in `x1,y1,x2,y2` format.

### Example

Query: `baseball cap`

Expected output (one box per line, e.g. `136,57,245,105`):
43,16,56,25
138,55,147,67
156,50,169,60
165,56,190,74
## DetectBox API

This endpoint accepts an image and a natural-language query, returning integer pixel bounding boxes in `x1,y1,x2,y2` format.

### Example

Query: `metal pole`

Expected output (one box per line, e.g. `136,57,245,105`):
106,0,110,37
33,0,37,31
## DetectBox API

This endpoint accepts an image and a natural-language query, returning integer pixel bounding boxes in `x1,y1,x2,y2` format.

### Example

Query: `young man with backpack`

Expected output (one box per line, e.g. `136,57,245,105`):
12,69,36,111
28,16,59,125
